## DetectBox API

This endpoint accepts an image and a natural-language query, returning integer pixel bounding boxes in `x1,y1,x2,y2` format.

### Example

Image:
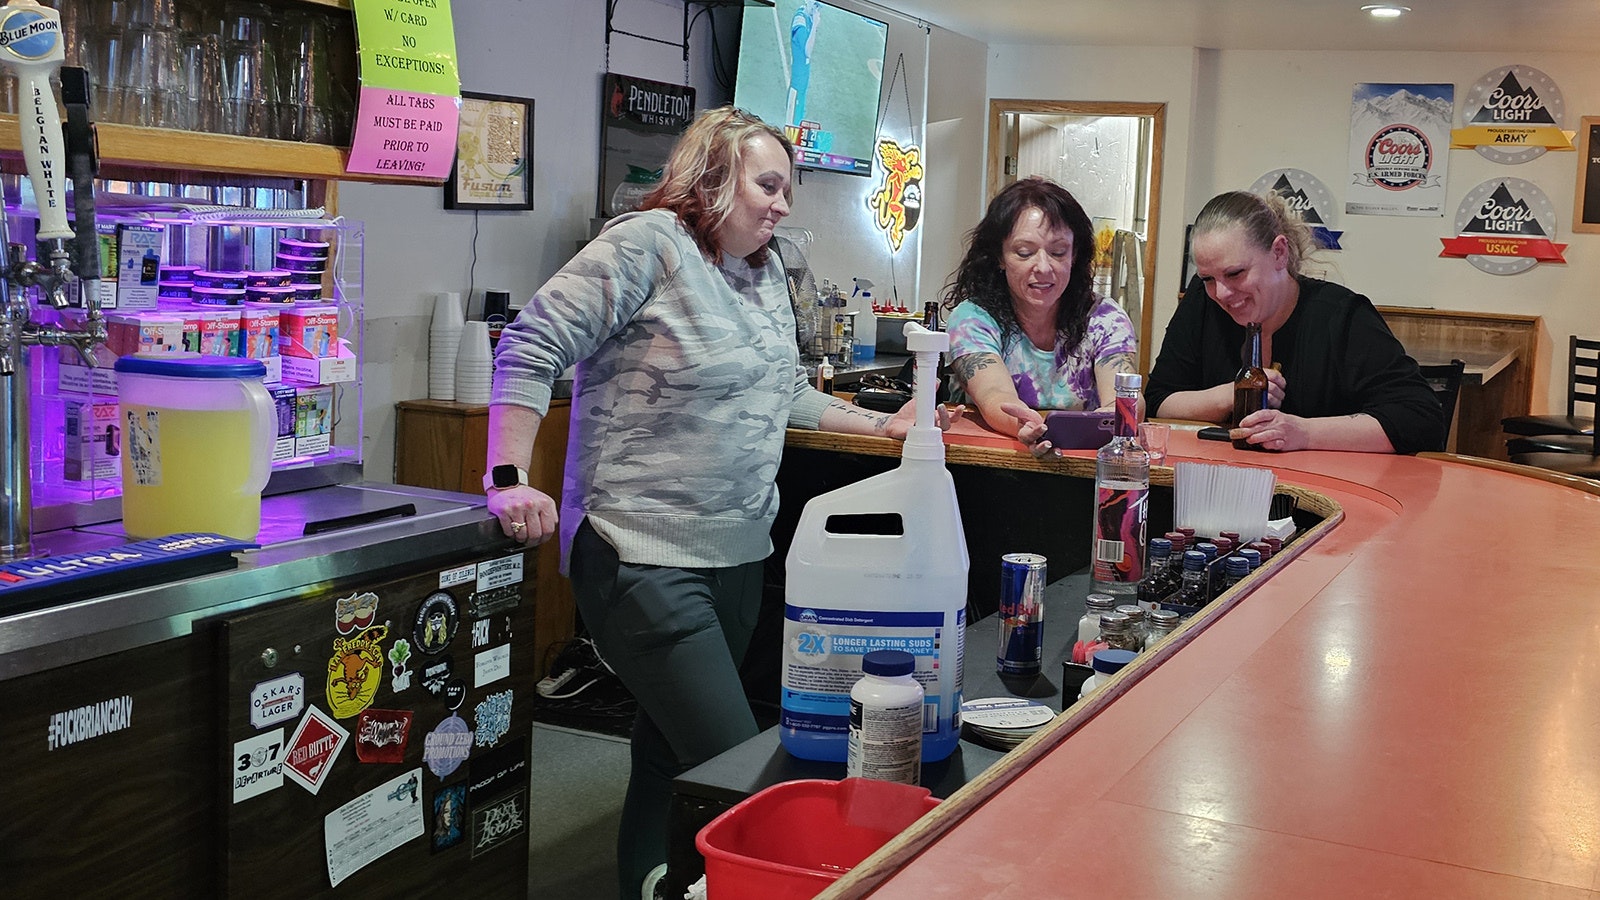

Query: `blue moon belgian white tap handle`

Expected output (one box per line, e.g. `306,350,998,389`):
0,0,72,242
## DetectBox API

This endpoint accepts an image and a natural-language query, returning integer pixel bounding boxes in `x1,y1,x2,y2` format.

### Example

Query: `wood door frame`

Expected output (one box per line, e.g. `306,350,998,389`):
987,99,1166,373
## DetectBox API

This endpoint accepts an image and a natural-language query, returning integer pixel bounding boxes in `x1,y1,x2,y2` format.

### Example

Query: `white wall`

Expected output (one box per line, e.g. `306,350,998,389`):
989,42,1598,414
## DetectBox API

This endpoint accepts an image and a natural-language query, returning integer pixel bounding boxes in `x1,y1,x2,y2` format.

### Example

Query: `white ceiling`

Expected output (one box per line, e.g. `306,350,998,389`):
876,0,1600,53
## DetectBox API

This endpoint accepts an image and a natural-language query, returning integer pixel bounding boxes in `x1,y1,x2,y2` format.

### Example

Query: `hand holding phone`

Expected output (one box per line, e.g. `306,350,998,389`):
1042,410,1116,450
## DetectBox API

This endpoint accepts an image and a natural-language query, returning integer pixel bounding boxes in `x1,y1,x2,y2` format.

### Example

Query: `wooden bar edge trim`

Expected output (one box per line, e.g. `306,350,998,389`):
816,490,1347,898
1419,451,1600,497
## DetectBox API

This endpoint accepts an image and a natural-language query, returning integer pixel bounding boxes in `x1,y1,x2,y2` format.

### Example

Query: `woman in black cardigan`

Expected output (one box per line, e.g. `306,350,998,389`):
1146,191,1444,454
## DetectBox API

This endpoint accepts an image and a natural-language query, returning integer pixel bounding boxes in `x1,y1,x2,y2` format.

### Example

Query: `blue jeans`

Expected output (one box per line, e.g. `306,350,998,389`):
569,518,762,900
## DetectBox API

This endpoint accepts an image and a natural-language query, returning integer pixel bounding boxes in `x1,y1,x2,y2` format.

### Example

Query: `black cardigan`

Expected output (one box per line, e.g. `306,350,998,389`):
1145,276,1446,454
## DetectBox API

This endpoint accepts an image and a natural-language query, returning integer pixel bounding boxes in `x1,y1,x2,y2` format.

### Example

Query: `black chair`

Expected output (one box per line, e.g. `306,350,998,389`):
1511,426,1600,480
1417,358,1465,450
1501,335,1598,437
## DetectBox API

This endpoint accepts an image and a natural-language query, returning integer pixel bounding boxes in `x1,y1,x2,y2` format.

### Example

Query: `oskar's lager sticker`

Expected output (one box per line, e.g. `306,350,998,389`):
1441,177,1567,275
1451,65,1575,163
1250,168,1343,250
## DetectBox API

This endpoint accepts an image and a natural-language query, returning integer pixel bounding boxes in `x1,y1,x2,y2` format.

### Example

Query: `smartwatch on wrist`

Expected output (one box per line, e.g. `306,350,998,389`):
484,465,529,492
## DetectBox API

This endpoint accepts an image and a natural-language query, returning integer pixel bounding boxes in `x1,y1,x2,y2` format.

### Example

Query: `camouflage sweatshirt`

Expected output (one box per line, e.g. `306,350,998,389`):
492,209,832,571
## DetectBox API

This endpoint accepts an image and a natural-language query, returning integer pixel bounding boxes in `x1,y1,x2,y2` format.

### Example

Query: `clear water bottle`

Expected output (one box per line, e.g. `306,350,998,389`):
1090,372,1150,601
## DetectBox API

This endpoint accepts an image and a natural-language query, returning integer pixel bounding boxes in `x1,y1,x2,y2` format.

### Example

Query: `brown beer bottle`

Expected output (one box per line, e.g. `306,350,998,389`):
1232,322,1268,451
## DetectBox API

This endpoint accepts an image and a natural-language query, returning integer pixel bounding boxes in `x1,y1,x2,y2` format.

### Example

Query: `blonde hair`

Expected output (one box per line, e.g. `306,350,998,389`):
640,106,794,263
1193,190,1323,279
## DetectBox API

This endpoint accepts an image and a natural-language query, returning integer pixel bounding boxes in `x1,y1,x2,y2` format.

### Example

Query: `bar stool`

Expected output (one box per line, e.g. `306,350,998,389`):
1501,336,1597,450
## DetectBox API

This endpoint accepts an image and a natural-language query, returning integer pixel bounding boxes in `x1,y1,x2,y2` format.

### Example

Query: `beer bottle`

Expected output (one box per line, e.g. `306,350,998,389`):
1232,322,1269,451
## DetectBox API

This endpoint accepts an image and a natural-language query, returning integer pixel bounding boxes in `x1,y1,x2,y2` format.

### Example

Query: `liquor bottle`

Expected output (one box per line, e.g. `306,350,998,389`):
1174,550,1209,608
1232,322,1269,451
1090,372,1149,601
922,301,941,330
1136,537,1173,611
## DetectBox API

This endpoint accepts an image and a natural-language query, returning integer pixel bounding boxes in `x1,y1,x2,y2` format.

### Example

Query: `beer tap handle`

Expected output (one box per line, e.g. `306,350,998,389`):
0,1,71,245
60,66,99,288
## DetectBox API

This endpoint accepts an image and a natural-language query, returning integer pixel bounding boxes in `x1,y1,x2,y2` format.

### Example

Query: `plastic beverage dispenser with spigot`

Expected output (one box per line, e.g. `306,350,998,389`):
780,322,969,763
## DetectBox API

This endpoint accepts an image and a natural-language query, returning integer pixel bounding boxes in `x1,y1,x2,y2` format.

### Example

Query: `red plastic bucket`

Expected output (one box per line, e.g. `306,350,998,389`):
696,778,939,899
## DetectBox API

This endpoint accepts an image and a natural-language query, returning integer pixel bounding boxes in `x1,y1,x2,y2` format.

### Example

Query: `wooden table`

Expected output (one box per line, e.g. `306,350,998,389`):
1410,346,1519,454
1378,306,1540,460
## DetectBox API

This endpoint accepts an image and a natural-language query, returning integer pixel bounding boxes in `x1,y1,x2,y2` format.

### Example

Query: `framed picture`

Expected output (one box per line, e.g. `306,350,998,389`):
1574,116,1600,234
445,92,534,211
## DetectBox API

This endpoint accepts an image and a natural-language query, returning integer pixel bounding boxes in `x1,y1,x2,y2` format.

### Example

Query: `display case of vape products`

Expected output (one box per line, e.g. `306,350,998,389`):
25,204,365,523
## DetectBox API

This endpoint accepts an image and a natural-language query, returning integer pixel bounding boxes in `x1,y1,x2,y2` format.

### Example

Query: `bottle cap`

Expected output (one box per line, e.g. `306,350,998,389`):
1149,609,1181,626
862,649,915,677
1091,649,1138,675
1195,542,1218,560
1085,593,1117,611
1149,537,1172,556
1238,548,1262,569
1098,611,1131,631
1113,604,1145,623
1224,555,1250,576
1165,531,1188,550
1183,550,1207,571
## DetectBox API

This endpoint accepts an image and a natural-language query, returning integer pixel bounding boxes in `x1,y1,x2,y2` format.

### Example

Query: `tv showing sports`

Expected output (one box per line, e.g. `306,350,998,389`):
733,0,888,177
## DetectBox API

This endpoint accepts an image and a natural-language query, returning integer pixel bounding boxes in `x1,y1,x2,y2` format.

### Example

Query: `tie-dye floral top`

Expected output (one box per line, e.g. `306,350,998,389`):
945,297,1137,409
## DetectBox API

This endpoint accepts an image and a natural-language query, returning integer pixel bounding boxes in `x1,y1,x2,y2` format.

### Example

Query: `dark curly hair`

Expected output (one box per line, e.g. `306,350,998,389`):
940,176,1096,359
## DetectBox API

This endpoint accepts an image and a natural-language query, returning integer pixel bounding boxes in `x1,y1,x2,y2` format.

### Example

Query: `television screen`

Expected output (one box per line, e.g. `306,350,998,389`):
733,0,888,177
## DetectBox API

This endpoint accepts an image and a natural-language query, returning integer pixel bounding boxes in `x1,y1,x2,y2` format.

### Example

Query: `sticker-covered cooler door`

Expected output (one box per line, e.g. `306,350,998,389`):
219,548,536,897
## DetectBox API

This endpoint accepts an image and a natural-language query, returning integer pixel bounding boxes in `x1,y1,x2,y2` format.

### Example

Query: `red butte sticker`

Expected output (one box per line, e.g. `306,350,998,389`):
284,706,350,795
334,590,380,635
1453,65,1573,164
355,708,414,763
1250,168,1343,250
249,672,304,729
327,625,389,719
1442,177,1567,275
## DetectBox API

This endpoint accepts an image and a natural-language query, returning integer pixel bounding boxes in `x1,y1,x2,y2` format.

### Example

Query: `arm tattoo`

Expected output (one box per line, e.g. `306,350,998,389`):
953,353,1003,386
829,398,893,434
1102,352,1137,374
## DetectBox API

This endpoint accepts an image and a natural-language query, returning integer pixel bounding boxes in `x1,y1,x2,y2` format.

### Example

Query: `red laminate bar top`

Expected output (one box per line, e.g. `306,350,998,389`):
847,427,1600,898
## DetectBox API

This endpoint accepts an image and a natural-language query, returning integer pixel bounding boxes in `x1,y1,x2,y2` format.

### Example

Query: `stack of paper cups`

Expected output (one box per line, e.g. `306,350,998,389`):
429,291,464,401
455,320,493,405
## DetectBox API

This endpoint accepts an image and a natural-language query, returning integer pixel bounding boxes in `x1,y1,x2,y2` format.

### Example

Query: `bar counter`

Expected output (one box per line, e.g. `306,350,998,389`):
782,422,1600,898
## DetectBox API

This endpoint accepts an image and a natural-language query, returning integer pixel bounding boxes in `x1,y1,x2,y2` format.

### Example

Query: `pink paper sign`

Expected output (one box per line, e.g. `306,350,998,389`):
347,86,460,179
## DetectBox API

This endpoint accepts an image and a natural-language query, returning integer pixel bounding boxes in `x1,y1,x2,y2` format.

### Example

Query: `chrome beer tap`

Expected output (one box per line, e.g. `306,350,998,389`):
0,0,103,562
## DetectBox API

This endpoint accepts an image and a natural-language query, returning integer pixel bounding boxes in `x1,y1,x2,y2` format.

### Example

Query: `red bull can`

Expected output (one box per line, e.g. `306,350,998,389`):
997,553,1047,676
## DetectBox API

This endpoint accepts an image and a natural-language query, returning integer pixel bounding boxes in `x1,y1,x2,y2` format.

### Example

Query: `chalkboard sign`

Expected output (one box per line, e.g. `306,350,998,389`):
1573,117,1600,234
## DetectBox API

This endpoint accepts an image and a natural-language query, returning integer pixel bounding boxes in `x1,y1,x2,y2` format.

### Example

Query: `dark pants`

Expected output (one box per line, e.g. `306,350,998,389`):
569,519,762,900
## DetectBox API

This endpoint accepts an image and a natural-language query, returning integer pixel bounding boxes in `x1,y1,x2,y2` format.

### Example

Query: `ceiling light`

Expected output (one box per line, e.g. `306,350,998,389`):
1361,4,1410,18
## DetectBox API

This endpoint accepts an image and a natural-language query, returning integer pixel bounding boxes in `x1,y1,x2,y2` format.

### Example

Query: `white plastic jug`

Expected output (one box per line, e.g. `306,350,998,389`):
114,354,276,541
781,323,969,763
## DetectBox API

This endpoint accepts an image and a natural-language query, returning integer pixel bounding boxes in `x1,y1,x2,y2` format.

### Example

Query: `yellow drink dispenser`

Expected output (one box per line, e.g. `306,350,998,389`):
114,355,277,541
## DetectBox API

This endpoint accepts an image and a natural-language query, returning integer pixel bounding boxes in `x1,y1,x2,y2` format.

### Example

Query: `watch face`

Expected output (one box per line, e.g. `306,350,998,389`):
492,465,520,488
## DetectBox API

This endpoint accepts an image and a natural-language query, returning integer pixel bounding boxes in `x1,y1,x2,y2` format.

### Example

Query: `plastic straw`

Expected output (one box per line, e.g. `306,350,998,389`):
1173,462,1276,541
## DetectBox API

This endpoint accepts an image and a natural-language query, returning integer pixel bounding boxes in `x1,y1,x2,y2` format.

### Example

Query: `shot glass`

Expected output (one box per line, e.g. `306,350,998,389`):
1139,421,1171,464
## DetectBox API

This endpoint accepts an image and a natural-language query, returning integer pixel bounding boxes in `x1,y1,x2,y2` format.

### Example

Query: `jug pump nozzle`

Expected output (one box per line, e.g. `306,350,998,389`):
901,321,948,462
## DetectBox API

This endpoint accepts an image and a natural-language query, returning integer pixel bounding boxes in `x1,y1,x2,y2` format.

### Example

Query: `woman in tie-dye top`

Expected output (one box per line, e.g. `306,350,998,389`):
943,177,1138,453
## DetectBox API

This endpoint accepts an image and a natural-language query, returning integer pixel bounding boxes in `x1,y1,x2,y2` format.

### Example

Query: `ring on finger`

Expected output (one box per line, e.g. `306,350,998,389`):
511,521,526,532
